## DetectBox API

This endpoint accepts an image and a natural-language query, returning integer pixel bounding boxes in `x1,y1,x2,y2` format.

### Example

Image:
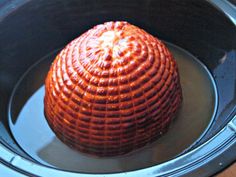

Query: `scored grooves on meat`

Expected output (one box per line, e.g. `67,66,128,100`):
44,21,182,156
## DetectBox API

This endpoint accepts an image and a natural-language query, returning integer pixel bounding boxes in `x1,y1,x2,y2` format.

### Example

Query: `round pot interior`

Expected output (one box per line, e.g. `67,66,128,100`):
0,0,235,176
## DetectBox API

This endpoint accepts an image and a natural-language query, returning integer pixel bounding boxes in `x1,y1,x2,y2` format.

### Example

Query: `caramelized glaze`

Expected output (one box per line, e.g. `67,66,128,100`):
44,21,182,156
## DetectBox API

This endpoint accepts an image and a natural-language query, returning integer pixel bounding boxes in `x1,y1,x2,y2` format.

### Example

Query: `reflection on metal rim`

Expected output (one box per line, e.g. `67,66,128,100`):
0,116,235,176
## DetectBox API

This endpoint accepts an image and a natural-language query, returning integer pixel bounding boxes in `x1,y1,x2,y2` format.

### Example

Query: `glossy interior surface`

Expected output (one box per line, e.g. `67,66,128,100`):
0,0,235,174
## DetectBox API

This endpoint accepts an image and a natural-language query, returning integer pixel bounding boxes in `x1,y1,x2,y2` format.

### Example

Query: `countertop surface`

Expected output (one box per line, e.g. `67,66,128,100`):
217,162,236,177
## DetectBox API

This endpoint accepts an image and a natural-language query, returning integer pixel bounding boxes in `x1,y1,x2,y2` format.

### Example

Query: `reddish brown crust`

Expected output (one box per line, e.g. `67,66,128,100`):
44,21,182,156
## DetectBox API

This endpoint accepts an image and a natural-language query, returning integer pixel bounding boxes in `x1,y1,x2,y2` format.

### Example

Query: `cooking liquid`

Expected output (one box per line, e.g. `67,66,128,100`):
8,42,217,173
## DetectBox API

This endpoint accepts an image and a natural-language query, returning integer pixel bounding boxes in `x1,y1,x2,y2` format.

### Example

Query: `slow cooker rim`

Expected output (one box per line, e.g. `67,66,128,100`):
0,115,235,177
209,0,236,25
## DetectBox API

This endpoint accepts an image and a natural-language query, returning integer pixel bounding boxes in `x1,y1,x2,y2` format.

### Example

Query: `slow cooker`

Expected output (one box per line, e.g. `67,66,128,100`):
0,0,235,176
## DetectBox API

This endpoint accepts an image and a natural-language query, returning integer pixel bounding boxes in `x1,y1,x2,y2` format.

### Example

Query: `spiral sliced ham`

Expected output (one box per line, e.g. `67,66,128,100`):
44,21,182,156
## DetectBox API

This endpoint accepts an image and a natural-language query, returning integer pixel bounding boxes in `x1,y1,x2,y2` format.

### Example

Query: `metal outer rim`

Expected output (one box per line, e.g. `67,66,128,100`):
0,116,235,177
208,0,236,25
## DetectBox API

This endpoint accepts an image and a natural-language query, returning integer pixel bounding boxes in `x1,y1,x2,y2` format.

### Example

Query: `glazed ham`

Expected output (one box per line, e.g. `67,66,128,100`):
44,21,182,156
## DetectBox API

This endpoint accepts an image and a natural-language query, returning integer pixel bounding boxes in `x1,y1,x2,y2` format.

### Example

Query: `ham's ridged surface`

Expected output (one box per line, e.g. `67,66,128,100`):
44,21,182,157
